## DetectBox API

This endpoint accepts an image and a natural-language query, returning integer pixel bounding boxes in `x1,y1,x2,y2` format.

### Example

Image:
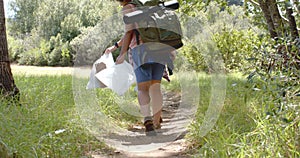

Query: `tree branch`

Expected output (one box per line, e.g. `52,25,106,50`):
247,0,260,7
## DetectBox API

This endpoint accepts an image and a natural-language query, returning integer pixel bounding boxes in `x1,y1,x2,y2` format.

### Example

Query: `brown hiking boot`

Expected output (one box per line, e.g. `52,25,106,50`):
154,124,161,129
154,117,163,129
144,120,157,136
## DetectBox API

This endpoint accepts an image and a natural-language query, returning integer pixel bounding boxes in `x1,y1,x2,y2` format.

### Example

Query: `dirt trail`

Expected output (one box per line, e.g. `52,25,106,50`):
92,92,193,158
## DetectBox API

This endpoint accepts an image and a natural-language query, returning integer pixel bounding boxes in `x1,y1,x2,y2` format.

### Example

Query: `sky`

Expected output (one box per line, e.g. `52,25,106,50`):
3,0,13,18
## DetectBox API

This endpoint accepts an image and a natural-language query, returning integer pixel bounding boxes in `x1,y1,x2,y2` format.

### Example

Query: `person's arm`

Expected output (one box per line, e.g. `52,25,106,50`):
115,30,133,64
115,4,135,64
104,39,123,54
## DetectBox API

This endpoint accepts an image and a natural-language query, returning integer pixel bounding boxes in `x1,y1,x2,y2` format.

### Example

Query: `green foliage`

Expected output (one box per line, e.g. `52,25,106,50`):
245,0,299,39
178,0,221,17
70,12,123,66
9,0,117,41
60,44,73,66
8,0,41,36
14,33,73,66
34,0,77,40
7,35,24,62
212,28,261,72
78,0,108,27
48,34,73,66
18,48,47,66
230,37,300,157
180,42,207,72
60,14,81,42
39,39,52,57
179,4,262,72
7,0,118,66
246,37,300,115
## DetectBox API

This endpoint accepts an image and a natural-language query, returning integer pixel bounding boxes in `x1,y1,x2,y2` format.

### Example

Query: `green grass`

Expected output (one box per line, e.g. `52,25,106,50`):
95,87,141,127
0,75,109,157
1,70,299,157
183,73,300,157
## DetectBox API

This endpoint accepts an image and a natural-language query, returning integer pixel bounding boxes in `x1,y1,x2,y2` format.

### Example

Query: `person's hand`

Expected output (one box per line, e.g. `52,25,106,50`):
115,53,126,64
104,46,115,54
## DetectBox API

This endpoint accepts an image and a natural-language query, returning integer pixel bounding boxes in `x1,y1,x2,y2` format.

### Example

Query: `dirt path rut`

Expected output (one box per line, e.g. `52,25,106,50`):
92,91,194,158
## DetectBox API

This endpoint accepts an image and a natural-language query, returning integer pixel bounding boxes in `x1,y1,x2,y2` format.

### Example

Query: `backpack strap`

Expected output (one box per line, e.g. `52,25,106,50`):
133,29,140,45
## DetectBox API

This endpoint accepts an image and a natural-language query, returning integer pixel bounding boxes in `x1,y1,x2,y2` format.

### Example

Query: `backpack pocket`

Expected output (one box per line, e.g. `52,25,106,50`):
154,9,183,48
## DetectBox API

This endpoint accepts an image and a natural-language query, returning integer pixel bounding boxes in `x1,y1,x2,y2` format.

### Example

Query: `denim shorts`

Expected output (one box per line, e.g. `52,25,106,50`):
134,62,165,84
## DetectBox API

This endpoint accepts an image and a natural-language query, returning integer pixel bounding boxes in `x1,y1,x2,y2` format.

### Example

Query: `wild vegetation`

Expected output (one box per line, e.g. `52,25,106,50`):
0,75,109,157
1,0,299,157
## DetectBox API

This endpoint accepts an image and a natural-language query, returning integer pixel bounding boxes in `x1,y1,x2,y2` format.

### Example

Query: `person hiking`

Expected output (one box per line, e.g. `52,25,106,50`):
104,0,175,136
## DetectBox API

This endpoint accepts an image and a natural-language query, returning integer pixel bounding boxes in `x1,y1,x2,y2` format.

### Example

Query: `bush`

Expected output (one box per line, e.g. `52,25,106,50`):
212,28,261,72
48,44,72,66
247,37,300,115
18,48,48,66
179,42,207,72
15,34,73,66
60,43,73,66
7,36,24,62
70,19,123,66
10,30,50,66
179,4,262,72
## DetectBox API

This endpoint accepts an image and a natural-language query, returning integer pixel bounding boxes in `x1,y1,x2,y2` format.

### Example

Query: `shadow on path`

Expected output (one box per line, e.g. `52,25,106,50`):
93,92,194,158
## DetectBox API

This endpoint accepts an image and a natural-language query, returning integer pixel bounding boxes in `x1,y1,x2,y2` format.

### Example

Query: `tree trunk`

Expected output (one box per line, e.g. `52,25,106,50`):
0,0,20,100
285,2,299,40
258,0,278,38
268,0,284,37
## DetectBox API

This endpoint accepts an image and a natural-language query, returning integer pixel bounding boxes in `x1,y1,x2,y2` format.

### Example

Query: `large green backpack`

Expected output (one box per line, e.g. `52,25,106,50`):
126,0,183,50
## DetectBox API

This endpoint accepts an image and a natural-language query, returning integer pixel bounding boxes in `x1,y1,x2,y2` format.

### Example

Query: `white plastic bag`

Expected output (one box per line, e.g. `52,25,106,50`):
95,61,136,96
86,53,114,89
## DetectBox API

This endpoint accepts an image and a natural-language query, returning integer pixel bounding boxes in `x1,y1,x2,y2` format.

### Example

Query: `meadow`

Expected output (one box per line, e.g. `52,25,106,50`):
0,66,299,157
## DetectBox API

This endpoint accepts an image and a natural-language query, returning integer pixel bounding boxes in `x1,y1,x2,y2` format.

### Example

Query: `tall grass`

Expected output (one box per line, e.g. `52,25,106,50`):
185,73,300,157
0,75,108,157
93,87,140,129
1,71,298,157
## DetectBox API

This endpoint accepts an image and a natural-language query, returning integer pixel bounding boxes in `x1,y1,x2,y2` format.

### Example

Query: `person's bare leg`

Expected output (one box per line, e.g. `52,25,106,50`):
138,83,151,122
150,82,163,126
138,82,158,136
